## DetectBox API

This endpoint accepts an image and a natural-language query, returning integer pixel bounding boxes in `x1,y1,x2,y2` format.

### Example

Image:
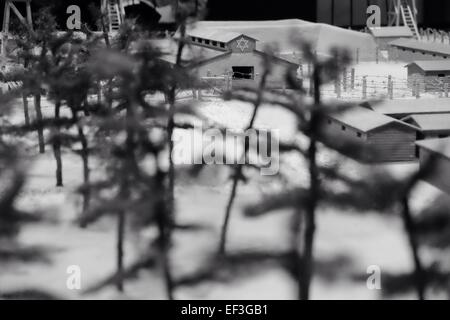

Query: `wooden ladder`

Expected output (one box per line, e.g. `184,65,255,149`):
107,0,122,32
400,0,420,40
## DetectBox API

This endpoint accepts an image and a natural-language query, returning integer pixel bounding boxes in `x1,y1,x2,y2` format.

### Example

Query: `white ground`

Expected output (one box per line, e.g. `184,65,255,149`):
0,89,447,300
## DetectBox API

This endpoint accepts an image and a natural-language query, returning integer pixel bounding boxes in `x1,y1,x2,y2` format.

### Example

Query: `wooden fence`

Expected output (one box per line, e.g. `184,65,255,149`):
313,68,450,100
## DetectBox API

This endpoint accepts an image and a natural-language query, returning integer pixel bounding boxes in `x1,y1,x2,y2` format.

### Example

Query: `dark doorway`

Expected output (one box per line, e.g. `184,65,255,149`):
232,66,254,79
415,131,425,158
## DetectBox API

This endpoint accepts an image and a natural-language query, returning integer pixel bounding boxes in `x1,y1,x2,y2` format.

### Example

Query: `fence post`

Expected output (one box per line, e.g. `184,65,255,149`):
388,75,393,99
391,80,394,99
362,76,367,99
351,68,355,90
336,77,342,98
355,48,360,65
224,73,229,91
376,47,379,64
343,68,347,92
309,75,313,97
388,75,391,98
415,80,421,99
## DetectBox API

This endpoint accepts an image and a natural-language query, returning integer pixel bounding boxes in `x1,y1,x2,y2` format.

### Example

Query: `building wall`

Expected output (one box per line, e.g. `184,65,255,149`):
317,0,388,27
368,124,417,162
321,116,416,162
419,149,450,194
228,36,257,53
407,64,425,77
192,52,297,88
316,0,427,28
423,0,450,29
207,0,450,29
321,116,369,161
407,72,450,92
206,0,317,21
390,47,450,63
323,116,368,142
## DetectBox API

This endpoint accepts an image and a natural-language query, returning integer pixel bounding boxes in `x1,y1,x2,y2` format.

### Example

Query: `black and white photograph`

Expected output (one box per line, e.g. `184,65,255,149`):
0,0,449,303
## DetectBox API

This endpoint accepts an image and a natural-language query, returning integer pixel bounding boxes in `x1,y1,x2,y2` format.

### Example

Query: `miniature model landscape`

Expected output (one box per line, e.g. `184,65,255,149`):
0,0,449,300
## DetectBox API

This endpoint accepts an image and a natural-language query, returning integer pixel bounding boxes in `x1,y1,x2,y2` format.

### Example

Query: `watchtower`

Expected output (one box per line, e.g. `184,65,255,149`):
387,0,420,39
1,0,33,55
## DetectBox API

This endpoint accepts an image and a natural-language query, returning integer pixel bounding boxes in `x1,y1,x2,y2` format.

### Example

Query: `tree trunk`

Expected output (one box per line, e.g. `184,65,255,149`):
34,94,45,153
77,124,90,213
166,101,176,222
22,93,30,126
100,14,113,111
53,101,63,187
299,138,318,300
97,81,102,104
116,209,125,292
298,66,321,300
401,197,427,300
218,69,269,255
156,204,174,300
165,23,187,229
218,168,241,255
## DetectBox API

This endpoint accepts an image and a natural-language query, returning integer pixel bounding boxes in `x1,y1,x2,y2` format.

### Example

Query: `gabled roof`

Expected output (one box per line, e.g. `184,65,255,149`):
155,39,229,65
416,137,450,159
331,106,416,133
389,39,450,56
369,26,413,38
254,50,300,67
181,19,378,58
155,31,299,67
368,99,450,116
404,114,450,131
406,60,450,72
187,29,258,43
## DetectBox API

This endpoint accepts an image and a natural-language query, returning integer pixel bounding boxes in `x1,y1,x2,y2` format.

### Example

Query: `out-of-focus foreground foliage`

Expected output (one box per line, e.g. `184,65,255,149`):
0,1,448,300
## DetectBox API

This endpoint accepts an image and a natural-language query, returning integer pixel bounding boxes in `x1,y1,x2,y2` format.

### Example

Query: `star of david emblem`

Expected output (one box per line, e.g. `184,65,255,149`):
236,37,250,52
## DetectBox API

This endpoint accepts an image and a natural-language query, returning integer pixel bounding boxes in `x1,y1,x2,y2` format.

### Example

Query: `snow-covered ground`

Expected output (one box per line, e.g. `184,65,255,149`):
0,94,446,300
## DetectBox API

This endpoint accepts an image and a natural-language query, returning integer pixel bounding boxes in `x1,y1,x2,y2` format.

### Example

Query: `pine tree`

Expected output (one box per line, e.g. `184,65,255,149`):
76,16,203,298
0,89,56,299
